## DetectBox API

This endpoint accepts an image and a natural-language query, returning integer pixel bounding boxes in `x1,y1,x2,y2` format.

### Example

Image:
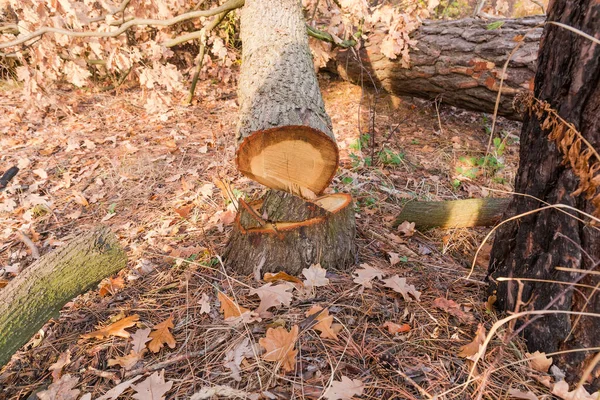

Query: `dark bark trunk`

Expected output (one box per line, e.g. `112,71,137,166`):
487,0,600,390
329,16,544,120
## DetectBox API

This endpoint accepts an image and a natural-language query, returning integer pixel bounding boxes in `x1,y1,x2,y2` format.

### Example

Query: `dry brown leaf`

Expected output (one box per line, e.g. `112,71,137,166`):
48,350,71,382
383,275,421,301
148,316,176,353
249,283,293,317
198,293,211,314
33,168,48,180
71,190,89,207
552,380,597,400
383,321,411,334
259,325,299,372
264,271,303,284
352,263,384,288
131,370,173,400
218,292,250,319
98,276,125,297
306,305,341,340
174,204,193,218
397,220,416,237
131,328,152,353
323,376,365,400
82,315,139,339
432,297,475,323
526,351,553,373
458,323,486,358
223,338,254,382
96,376,143,400
108,350,144,370
302,264,329,287
508,388,539,399
485,293,497,312
388,251,402,266
37,374,80,400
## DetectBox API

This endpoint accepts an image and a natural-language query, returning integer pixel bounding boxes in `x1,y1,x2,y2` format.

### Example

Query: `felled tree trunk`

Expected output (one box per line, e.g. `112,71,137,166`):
225,0,356,275
488,0,600,390
0,226,127,368
329,16,544,120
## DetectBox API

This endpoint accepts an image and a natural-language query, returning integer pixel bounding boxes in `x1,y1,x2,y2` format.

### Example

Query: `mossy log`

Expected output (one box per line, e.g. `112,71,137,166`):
224,193,356,275
394,198,511,229
0,226,127,368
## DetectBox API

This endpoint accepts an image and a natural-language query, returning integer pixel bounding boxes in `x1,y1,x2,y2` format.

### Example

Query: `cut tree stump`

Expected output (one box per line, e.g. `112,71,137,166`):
224,193,356,275
394,198,511,229
329,16,543,120
0,226,127,368
224,0,356,276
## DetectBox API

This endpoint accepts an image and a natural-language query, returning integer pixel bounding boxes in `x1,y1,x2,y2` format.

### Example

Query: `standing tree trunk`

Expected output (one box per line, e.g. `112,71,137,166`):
224,0,356,275
488,1,600,390
329,16,543,120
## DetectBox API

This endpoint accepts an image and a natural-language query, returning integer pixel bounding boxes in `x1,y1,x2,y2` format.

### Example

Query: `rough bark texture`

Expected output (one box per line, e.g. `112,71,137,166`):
330,16,544,120
259,190,330,222
0,226,127,368
236,0,339,196
394,198,511,229
224,193,356,276
487,1,600,390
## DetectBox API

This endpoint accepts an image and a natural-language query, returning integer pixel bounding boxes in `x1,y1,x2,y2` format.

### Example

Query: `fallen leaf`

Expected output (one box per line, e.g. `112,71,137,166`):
198,293,211,314
220,209,236,225
82,315,139,339
33,168,48,180
485,293,497,312
264,271,303,284
526,351,553,373
388,251,404,266
108,350,144,370
458,323,486,359
259,325,299,372
37,374,80,400
324,376,365,400
397,221,415,237
302,264,329,287
131,328,152,353
223,338,254,381
99,276,125,297
131,370,173,400
306,305,341,340
96,376,143,400
383,275,421,302
250,283,294,317
508,388,539,399
383,321,411,334
552,380,597,400
218,292,250,319
432,297,475,323
191,385,260,399
48,350,71,382
71,190,89,207
148,316,176,353
353,263,384,289
174,204,193,218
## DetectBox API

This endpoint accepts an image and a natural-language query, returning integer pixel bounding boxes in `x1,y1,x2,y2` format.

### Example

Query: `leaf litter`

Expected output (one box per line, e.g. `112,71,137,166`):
0,77,554,399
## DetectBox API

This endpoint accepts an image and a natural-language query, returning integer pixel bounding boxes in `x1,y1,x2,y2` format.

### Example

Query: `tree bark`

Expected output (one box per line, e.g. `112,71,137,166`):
487,1,600,390
329,16,544,120
0,226,127,368
394,198,511,229
236,0,339,197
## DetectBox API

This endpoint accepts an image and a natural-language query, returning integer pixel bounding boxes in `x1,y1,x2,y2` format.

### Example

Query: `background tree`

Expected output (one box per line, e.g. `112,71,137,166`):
488,0,600,389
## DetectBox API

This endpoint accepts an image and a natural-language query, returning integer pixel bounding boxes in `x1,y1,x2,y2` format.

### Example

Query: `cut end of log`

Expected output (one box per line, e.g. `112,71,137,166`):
236,125,339,196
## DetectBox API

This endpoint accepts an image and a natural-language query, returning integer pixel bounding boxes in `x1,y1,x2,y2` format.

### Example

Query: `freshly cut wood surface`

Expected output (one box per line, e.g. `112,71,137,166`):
224,193,356,275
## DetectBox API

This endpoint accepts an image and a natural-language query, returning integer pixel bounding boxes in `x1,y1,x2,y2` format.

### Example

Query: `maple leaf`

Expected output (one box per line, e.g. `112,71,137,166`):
48,350,71,382
324,376,365,400
302,264,329,287
218,292,250,319
198,293,211,314
432,297,475,323
37,374,80,400
131,370,173,400
397,220,416,236
383,321,411,334
352,263,384,288
249,283,293,317
458,323,486,359
96,376,143,400
259,325,299,372
148,316,177,353
82,315,139,339
98,276,125,297
223,338,254,382
131,328,152,353
108,350,144,370
263,271,303,284
526,351,553,373
383,275,421,302
306,306,341,340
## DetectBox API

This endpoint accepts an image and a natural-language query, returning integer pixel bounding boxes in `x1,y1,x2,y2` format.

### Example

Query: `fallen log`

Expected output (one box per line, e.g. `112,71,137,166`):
394,198,511,229
329,16,544,120
0,226,127,368
225,0,356,275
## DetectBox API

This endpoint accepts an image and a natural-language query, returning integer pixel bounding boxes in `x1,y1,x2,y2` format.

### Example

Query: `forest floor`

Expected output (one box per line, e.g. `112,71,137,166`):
0,75,558,399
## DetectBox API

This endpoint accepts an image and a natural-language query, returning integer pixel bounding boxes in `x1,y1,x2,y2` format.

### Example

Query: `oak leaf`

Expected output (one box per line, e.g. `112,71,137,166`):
259,325,299,372
264,271,303,284
432,297,475,323
223,338,254,382
352,263,384,288
218,292,250,319
324,376,365,400
48,350,71,382
302,264,329,287
108,350,144,370
249,283,293,317
383,275,421,301
526,351,553,373
397,220,416,237
131,328,152,353
148,316,176,353
82,315,139,339
131,370,173,400
37,374,80,400
306,306,341,340
458,323,486,359
97,376,143,400
198,293,211,314
383,321,411,334
99,276,125,297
